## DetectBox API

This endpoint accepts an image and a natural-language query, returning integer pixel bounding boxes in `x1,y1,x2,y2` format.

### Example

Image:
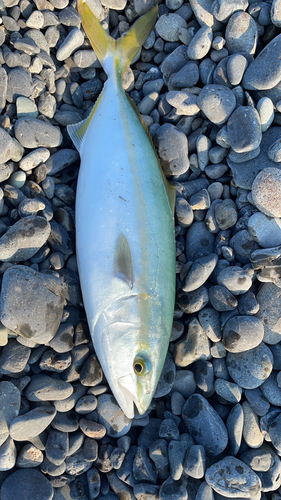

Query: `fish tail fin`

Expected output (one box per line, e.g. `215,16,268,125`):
115,5,158,75
78,0,158,76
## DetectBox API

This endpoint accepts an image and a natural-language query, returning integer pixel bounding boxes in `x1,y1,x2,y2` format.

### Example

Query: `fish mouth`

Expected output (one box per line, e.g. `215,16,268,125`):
117,373,144,419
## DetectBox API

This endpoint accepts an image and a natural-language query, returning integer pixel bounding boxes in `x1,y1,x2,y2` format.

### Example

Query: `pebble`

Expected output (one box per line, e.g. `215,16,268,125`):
154,124,189,176
256,283,281,344
154,352,175,398
209,285,237,311
169,62,199,88
205,456,261,498
15,118,62,148
272,0,281,27
243,33,281,90
10,406,56,441
252,167,281,217
226,342,273,389
242,401,264,448
0,128,15,164
198,307,221,341
183,444,205,479
260,370,281,405
174,318,210,367
182,394,228,456
248,212,281,248
166,90,200,116
225,12,258,55
227,106,262,153
257,97,274,132
197,84,236,125
182,254,217,292
0,339,31,374
185,221,215,261
96,394,131,438
155,14,187,42
16,443,44,468
1,265,65,344
215,199,238,229
1,469,53,500
187,25,213,60
227,54,248,86
217,266,252,295
226,403,243,456
177,285,209,314
189,0,216,28
56,27,84,61
25,374,73,401
215,378,242,403
6,68,33,103
222,315,264,353
0,216,50,262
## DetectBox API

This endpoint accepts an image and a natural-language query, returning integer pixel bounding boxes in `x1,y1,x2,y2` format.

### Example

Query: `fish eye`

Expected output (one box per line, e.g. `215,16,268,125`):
133,355,151,377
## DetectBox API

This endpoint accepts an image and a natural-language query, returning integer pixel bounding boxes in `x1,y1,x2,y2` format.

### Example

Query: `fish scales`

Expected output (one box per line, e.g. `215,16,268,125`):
68,1,176,418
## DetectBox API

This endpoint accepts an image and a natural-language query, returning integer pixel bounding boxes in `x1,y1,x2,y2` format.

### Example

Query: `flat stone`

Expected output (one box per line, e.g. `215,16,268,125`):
257,97,274,133
187,25,213,60
1,469,53,500
260,370,281,405
20,148,50,171
227,54,248,86
166,91,200,116
0,381,21,446
182,253,218,292
243,33,281,90
0,216,50,262
56,27,84,61
212,0,248,22
10,406,57,441
252,167,281,218
248,212,281,248
227,107,262,153
6,68,33,103
25,374,73,401
14,118,62,148
0,339,31,374
225,12,258,55
272,0,281,26
97,394,131,438
185,221,215,261
1,265,65,344
174,318,210,367
182,394,228,456
223,315,264,353
227,128,281,189
198,84,236,125
217,266,252,295
205,456,261,498
16,443,44,468
226,343,273,389
189,0,216,27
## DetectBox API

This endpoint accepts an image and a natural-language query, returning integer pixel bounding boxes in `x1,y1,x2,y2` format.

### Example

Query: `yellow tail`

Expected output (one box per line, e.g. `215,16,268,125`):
78,0,158,75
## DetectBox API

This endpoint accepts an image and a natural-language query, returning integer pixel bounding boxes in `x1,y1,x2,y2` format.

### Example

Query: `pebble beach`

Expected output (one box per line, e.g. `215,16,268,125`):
2,0,281,499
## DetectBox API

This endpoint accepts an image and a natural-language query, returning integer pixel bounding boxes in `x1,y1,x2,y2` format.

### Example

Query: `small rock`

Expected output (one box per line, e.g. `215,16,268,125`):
226,342,273,389
10,406,56,441
25,374,73,401
198,84,236,125
56,27,84,61
248,212,281,248
97,394,131,438
242,401,264,448
225,12,258,54
257,97,274,133
228,106,262,153
1,470,53,500
154,124,189,176
187,25,213,60
182,254,218,292
14,118,62,148
155,14,187,42
217,266,252,295
183,444,205,479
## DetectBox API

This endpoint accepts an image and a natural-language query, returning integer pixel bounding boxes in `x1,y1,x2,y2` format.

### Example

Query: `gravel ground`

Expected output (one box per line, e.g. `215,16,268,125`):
2,0,281,499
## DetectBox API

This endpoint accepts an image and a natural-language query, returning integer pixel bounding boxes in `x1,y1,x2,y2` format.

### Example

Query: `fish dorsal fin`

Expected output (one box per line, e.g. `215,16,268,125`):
114,233,134,290
126,94,176,214
67,89,104,152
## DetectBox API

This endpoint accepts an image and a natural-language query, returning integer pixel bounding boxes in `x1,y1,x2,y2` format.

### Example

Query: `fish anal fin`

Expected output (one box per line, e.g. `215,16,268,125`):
114,234,134,289
126,94,176,214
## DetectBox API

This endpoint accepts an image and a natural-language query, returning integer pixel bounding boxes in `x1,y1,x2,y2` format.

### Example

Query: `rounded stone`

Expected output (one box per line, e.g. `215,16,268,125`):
248,212,281,248
257,97,274,133
226,343,273,389
217,267,252,295
225,11,258,55
182,394,228,456
14,118,62,148
1,470,53,500
182,253,218,292
155,14,187,42
0,216,50,262
96,394,132,438
223,316,264,353
185,221,215,261
154,123,189,176
243,33,281,90
227,54,248,86
205,456,261,498
197,84,236,125
252,167,281,217
227,106,262,153
10,406,57,441
187,25,213,60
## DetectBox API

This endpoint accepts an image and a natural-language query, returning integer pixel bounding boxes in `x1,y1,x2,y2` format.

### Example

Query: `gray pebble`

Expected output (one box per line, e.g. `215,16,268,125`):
6,68,33,103
198,307,221,341
243,33,281,90
182,253,218,292
214,378,242,403
241,443,281,492
252,167,281,218
215,199,237,229
97,394,131,438
174,318,209,367
0,381,21,446
209,285,238,311
159,475,188,500
227,54,248,86
205,456,261,498
187,25,213,60
227,106,262,153
189,0,216,28
257,97,274,132
168,439,190,480
172,370,196,398
189,188,210,209
198,84,236,125
16,443,44,468
154,351,175,398
154,124,189,176
225,12,258,55
138,92,159,115
169,62,199,88
175,198,193,227
260,370,281,405
10,406,56,441
183,444,205,479
230,230,259,264
271,0,281,27
0,339,30,374
226,403,243,456
25,374,73,402
56,27,84,61
177,285,209,314
20,148,50,172
248,212,281,248
212,0,248,22
182,393,228,456
1,265,65,344
45,428,68,465
256,283,281,344
39,349,71,372
0,216,50,262
15,118,62,148
1,469,53,500
0,128,15,164
155,14,187,42
226,342,273,389
217,266,252,295
195,360,214,392
185,221,215,261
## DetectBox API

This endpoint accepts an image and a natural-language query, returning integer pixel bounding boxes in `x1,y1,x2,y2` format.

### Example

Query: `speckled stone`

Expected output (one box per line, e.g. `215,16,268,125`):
197,84,236,125
227,107,262,153
96,394,131,438
187,25,213,60
225,12,258,55
205,457,261,498
243,33,281,90
1,469,53,500
155,14,187,42
252,167,281,217
226,343,273,389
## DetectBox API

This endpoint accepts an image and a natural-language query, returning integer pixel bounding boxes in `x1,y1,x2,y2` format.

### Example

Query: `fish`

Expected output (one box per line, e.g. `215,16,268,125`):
67,0,176,419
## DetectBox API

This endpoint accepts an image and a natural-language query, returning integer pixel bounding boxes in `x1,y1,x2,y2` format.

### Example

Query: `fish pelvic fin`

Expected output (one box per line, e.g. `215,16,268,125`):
78,0,158,76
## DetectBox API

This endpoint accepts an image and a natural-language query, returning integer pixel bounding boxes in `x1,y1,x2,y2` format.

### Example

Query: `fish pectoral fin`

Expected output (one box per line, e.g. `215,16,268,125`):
114,234,134,289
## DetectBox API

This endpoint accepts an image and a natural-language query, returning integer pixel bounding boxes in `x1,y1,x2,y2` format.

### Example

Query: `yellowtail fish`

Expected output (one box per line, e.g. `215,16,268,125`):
67,0,176,418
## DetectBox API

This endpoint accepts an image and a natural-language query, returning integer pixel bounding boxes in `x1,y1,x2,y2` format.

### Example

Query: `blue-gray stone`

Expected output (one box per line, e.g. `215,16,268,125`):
226,343,273,389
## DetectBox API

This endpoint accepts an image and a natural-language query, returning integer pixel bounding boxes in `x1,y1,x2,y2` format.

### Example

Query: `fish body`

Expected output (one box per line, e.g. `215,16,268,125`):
68,2,176,418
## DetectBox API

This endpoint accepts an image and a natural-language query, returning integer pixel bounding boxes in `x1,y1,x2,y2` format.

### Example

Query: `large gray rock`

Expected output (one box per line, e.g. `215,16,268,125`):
243,34,281,90
0,216,50,262
14,118,62,148
154,123,189,176
0,265,66,344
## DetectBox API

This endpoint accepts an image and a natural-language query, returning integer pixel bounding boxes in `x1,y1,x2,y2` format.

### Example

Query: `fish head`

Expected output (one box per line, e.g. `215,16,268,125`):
94,294,169,419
